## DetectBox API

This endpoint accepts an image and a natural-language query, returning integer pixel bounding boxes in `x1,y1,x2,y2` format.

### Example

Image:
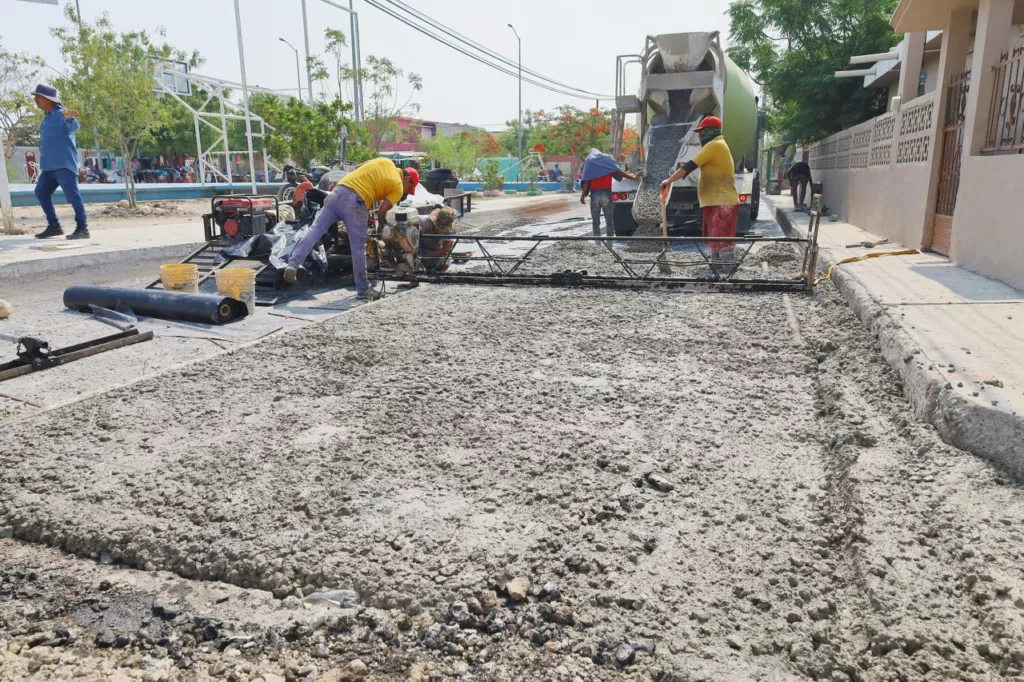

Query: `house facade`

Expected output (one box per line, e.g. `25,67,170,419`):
805,0,1024,290
378,118,481,154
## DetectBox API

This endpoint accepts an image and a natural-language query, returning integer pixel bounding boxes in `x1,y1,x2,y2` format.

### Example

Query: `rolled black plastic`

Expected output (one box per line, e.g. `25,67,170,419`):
63,286,248,325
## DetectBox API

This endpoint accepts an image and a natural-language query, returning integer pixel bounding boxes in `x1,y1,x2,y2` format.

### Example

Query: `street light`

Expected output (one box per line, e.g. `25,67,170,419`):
278,38,303,100
507,23,523,165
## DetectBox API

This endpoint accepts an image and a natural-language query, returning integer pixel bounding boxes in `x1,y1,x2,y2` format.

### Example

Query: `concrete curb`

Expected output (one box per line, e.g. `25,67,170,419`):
0,242,205,281
770,198,1024,479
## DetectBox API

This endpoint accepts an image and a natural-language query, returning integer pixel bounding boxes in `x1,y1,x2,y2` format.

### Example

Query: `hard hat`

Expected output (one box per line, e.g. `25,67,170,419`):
695,115,723,131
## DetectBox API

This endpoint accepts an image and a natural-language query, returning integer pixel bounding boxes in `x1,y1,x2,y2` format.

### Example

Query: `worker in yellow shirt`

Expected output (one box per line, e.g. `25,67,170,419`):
285,157,417,300
660,115,740,267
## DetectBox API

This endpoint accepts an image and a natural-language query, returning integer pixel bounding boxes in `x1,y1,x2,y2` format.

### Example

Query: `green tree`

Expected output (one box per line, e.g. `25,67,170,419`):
481,160,502,191
324,28,349,102
51,8,202,205
727,0,898,142
531,106,612,163
422,130,500,176
344,55,422,154
248,93,353,166
0,37,45,164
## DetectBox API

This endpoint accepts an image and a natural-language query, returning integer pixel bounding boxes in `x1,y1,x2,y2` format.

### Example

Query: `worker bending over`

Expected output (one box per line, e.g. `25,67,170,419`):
661,115,740,265
285,157,416,300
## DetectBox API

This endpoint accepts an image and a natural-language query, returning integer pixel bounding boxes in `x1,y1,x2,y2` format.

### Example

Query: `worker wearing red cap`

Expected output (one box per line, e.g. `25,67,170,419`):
405,167,419,194
660,115,740,267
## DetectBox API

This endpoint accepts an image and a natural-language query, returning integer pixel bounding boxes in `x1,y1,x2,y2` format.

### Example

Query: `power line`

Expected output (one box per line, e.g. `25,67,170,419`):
362,0,615,101
379,0,614,99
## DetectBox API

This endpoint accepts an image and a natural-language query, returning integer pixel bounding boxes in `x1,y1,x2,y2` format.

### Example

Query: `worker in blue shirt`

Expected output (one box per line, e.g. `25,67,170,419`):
31,84,89,240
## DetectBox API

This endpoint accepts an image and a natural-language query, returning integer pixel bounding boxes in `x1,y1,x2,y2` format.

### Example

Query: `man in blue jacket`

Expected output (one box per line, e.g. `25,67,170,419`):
31,84,89,240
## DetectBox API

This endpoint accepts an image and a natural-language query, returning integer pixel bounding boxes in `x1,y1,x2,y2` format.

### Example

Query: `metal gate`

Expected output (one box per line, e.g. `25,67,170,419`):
933,69,970,256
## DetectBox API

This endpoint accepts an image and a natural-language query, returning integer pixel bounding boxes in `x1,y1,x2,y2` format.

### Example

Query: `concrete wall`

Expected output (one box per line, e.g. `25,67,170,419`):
952,154,1024,290
808,91,938,249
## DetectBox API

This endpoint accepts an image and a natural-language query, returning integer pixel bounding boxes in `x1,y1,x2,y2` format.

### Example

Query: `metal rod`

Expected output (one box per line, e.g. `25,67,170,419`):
444,234,808,244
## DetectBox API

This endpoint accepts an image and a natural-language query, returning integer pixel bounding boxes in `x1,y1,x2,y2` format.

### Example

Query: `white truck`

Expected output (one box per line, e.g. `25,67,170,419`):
609,32,763,235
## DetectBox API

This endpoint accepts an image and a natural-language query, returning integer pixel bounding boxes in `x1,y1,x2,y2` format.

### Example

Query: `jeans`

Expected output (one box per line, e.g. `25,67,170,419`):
791,174,810,207
288,186,371,295
589,189,614,237
35,168,88,232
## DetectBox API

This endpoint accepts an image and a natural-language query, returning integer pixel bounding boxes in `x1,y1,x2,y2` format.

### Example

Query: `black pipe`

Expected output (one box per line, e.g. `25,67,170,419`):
63,286,248,325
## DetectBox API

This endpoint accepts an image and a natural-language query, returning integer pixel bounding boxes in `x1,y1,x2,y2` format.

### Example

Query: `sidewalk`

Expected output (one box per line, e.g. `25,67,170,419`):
0,222,203,280
0,194,570,281
766,195,1024,477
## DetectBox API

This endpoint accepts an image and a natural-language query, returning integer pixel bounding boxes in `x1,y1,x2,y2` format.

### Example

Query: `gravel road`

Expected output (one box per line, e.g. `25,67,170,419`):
3,232,1024,680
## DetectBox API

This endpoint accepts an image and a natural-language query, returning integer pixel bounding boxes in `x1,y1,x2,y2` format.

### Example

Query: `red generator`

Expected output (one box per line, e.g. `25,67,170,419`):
204,195,278,241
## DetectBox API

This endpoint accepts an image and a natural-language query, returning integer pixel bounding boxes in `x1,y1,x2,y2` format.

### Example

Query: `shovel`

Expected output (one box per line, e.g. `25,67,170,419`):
656,183,672,274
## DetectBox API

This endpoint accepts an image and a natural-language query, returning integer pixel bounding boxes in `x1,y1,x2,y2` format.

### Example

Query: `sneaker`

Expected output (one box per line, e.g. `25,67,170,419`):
35,226,64,239
66,230,90,240
356,289,381,302
282,266,297,285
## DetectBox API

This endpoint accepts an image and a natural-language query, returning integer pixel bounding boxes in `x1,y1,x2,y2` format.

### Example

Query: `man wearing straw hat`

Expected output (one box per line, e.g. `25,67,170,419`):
31,84,89,240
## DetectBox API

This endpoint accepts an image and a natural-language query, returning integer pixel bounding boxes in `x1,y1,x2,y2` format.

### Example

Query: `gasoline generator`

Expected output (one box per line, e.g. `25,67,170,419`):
203,195,279,241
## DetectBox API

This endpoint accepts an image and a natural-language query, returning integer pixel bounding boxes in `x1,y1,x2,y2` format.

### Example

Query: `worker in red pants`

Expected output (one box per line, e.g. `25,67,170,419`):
660,115,740,270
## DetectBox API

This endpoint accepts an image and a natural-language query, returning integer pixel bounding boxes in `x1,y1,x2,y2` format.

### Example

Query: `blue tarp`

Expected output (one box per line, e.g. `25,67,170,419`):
580,149,620,181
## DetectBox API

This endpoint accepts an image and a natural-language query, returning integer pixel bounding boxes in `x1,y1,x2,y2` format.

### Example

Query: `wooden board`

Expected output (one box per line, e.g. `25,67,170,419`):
931,214,953,257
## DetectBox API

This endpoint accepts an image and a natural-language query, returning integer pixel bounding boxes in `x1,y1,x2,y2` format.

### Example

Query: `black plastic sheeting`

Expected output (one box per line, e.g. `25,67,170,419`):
218,192,338,282
64,286,248,325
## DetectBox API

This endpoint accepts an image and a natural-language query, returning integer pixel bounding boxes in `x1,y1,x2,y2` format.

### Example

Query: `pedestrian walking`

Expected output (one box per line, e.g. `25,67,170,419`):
787,160,812,209
31,84,89,240
580,149,642,238
660,115,739,267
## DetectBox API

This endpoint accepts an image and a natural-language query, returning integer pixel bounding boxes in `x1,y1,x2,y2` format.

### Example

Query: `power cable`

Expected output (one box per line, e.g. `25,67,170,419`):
380,0,614,99
362,0,615,101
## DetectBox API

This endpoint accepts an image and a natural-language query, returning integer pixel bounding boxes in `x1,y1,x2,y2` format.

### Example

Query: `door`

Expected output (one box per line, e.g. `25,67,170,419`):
932,69,970,256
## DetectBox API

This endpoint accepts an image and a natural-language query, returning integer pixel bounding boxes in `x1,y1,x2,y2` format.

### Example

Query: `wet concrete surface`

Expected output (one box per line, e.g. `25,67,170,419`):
2,207,1024,681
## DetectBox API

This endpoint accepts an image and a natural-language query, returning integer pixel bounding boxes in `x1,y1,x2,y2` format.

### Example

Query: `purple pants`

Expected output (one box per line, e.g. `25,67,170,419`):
289,185,370,294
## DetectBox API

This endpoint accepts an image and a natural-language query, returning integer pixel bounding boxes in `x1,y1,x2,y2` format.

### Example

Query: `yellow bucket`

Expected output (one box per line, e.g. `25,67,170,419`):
160,263,199,293
215,267,257,315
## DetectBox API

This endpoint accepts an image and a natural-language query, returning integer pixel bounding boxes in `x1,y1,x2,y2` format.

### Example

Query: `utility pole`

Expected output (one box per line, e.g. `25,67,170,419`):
0,150,14,235
232,0,258,194
507,24,522,165
300,0,314,104
278,38,303,100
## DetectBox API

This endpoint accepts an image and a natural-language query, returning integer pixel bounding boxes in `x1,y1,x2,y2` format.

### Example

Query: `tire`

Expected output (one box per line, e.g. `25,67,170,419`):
613,203,639,236
750,175,760,221
278,184,296,203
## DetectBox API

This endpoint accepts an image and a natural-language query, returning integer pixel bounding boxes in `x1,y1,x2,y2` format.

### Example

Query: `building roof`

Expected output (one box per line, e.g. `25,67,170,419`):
891,0,977,32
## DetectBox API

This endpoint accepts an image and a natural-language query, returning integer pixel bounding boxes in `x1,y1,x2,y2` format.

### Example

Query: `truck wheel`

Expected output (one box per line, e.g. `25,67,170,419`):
750,176,760,220
737,204,753,235
613,203,638,236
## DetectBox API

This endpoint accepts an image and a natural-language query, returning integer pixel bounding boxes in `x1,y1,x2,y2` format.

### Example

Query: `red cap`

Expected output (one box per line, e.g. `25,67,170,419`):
405,167,419,190
695,115,723,131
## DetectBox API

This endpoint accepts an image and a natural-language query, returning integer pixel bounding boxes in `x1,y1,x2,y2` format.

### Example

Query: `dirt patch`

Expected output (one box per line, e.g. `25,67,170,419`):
100,201,192,219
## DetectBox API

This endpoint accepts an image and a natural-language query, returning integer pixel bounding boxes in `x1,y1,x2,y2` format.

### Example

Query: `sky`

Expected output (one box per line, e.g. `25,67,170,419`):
2,0,737,130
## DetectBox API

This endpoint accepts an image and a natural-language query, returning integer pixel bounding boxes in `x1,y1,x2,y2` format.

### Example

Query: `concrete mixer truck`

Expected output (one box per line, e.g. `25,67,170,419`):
609,32,764,236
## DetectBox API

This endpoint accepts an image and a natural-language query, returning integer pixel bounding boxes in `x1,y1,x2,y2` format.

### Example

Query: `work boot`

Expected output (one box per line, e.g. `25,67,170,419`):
66,230,90,240
35,225,64,239
282,265,298,285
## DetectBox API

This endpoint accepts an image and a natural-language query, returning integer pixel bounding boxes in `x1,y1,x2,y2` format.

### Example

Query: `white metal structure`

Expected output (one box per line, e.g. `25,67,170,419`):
153,63,284,190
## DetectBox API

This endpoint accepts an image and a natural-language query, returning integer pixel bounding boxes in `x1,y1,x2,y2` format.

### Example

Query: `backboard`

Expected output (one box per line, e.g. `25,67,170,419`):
153,58,191,96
